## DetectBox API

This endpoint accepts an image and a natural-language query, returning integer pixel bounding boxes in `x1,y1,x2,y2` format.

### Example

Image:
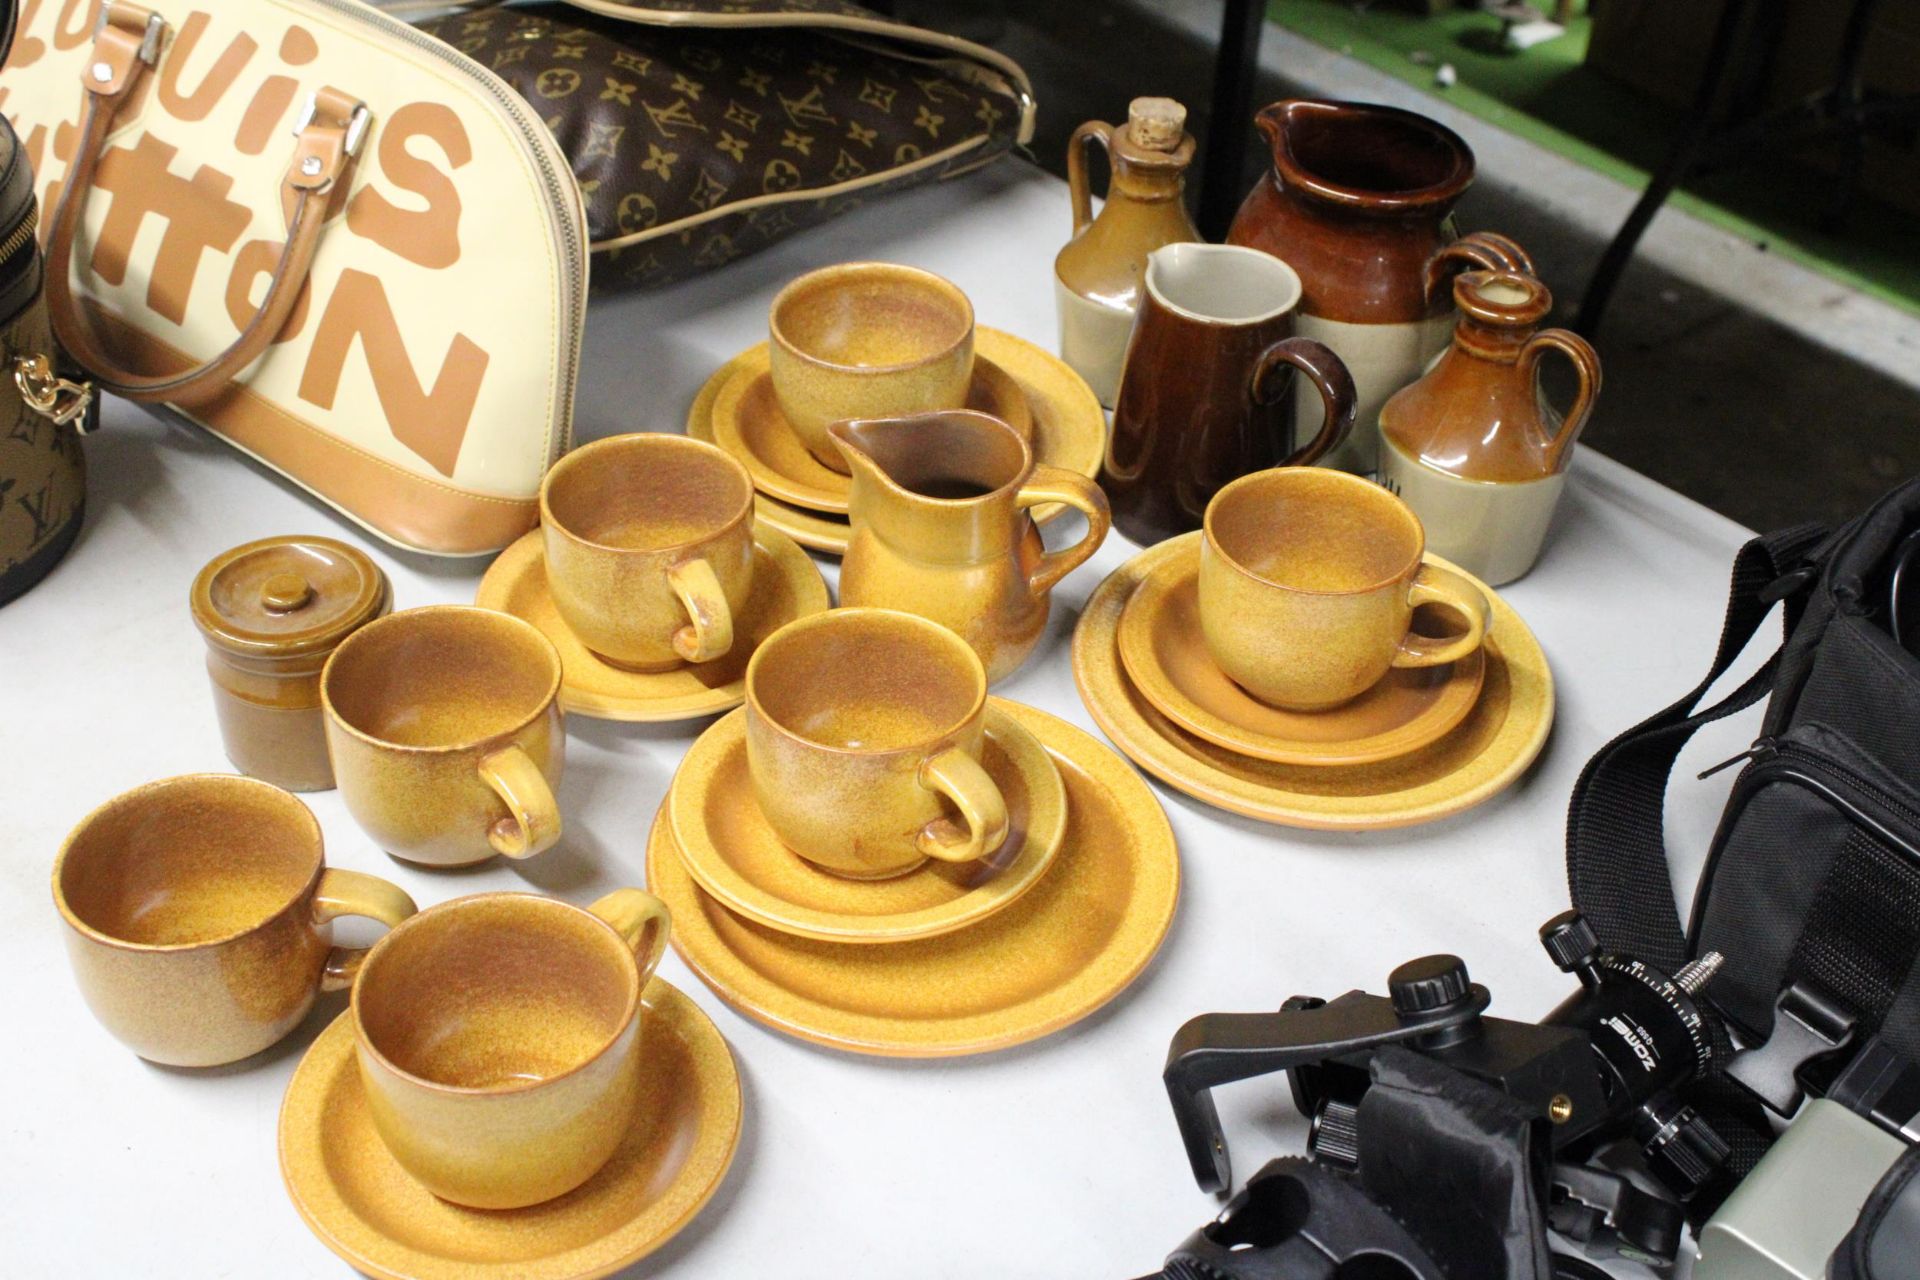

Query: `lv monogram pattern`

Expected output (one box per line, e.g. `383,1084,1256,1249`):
419,3,1023,293
0,299,85,600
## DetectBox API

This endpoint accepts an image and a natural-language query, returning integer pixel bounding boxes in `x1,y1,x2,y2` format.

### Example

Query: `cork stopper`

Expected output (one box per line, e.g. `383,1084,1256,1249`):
1126,98,1186,152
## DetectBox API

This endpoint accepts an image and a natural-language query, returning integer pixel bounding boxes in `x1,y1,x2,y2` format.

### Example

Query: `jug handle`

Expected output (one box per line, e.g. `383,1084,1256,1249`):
1016,465,1113,597
1423,231,1535,304
1067,120,1115,236
1249,337,1356,467
1520,327,1602,474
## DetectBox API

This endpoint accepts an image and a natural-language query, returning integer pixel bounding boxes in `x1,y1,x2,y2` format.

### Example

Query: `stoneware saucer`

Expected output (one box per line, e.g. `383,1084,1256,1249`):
648,701,1179,1056
709,348,1032,514
278,981,741,1280
688,327,1106,555
667,702,1068,944
1116,536,1485,765
1074,534,1553,829
475,522,829,721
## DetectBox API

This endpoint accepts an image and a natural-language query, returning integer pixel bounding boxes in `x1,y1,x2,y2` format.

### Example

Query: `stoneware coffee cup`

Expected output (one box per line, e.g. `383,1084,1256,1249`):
768,262,975,472
322,605,566,867
745,607,1008,878
541,433,757,671
1199,467,1490,710
53,774,417,1067
351,889,671,1209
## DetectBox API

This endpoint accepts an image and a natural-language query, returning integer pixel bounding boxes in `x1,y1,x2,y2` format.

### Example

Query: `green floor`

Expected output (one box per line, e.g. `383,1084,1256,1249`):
1270,0,1920,316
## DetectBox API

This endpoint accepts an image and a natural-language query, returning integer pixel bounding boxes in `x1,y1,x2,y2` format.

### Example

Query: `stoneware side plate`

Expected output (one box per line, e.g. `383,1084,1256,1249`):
476,522,829,721
649,701,1179,1056
277,981,741,1280
689,327,1107,555
1075,534,1553,829
667,703,1069,944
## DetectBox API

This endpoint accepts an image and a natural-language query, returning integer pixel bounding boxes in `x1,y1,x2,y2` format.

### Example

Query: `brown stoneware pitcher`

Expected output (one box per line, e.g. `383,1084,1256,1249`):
1104,242,1356,546
1228,99,1532,474
1380,269,1600,586
831,410,1111,683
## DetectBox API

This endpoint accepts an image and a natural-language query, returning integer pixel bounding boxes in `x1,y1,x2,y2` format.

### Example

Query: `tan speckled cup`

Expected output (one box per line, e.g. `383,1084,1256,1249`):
1199,468,1488,711
768,263,975,472
352,889,670,1209
744,608,1007,878
54,774,416,1067
322,606,565,867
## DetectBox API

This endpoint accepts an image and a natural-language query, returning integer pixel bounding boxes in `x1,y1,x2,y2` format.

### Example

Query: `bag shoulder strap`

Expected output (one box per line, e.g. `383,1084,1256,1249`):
1565,521,1830,968
43,3,362,407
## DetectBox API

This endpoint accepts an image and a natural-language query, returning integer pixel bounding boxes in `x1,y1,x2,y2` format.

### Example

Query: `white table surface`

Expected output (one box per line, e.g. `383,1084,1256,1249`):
0,160,1773,1278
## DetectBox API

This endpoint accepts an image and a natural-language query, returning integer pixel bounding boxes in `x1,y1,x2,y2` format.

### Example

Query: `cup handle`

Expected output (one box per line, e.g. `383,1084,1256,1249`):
1392,561,1491,669
588,888,673,987
313,868,418,993
1249,337,1356,467
667,557,734,664
478,743,563,859
915,745,1009,864
1016,465,1112,598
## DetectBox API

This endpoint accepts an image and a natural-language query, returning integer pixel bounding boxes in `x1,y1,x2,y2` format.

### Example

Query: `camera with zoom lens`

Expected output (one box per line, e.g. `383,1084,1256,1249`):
1142,911,1731,1280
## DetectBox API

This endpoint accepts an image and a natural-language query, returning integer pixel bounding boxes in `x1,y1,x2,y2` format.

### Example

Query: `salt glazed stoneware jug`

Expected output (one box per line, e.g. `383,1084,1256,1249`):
1054,96,1201,408
831,410,1111,682
1379,269,1601,586
1103,242,1356,546
1228,99,1533,474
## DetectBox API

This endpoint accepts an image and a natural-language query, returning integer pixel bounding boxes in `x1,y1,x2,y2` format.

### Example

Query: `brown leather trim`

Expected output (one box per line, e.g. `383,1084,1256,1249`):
87,307,537,556
560,0,1037,143
588,134,986,253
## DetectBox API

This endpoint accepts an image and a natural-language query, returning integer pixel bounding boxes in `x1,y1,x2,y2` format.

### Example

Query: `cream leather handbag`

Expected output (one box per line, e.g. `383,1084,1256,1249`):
2,0,586,555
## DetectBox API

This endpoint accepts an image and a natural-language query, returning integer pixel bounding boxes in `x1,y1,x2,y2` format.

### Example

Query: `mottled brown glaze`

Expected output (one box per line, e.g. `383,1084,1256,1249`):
1199,468,1489,710
767,263,975,470
1104,243,1356,545
541,434,757,672
322,606,566,867
1116,536,1484,764
1228,100,1477,326
833,410,1110,682
191,537,391,792
279,979,741,1280
745,608,1007,878
54,774,415,1067
351,889,671,1210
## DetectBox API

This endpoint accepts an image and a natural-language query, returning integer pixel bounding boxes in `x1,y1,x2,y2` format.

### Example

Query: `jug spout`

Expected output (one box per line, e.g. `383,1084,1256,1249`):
828,411,1032,504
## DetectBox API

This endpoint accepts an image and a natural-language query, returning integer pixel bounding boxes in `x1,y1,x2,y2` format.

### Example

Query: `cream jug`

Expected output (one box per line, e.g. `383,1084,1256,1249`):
831,411,1110,683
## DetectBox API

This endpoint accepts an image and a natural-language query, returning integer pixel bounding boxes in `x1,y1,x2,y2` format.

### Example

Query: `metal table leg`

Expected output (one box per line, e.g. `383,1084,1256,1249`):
1574,0,1758,336
1198,0,1267,240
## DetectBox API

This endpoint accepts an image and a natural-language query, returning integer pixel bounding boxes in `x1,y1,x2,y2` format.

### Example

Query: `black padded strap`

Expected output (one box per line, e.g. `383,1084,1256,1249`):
1564,520,1828,1197
1565,522,1829,968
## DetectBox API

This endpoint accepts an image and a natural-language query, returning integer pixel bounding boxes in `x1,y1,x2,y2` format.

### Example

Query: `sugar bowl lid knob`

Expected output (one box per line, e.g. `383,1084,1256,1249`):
259,571,315,614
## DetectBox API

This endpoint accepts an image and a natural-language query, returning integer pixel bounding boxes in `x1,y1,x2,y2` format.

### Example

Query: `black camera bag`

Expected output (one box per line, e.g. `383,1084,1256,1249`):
1566,476,1920,1172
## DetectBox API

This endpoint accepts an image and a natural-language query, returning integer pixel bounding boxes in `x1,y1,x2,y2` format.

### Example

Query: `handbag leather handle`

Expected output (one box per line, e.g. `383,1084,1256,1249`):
44,3,366,406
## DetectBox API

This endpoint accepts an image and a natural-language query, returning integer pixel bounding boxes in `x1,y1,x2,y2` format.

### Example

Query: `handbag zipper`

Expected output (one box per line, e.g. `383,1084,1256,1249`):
306,0,586,461
0,201,38,272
